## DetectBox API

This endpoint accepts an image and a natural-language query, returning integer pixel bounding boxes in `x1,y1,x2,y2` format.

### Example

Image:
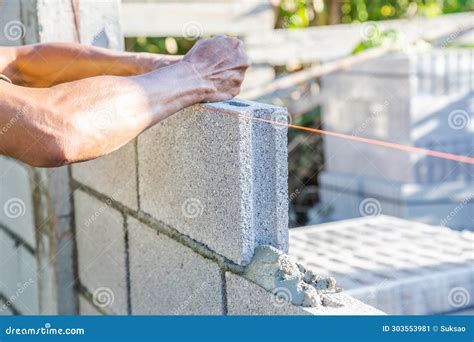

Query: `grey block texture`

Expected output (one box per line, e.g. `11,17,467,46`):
225,273,384,315
0,157,35,248
72,142,138,210
0,230,39,315
74,190,128,315
128,217,223,315
290,216,474,314
0,298,14,315
138,99,288,265
318,170,474,231
79,296,103,316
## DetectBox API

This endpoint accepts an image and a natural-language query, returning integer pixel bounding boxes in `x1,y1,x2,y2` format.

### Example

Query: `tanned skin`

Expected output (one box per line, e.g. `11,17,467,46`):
0,37,249,167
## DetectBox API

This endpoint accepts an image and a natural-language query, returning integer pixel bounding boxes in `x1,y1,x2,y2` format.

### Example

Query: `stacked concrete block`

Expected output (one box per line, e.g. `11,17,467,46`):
0,230,39,315
290,216,474,314
74,190,128,315
72,143,139,210
0,157,36,247
128,217,223,315
138,100,288,265
0,0,126,315
319,48,474,230
79,296,103,316
225,272,383,315
0,155,39,315
319,171,474,231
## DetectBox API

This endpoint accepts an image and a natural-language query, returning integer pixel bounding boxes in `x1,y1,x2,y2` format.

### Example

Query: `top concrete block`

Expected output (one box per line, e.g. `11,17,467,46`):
72,141,138,210
138,99,288,265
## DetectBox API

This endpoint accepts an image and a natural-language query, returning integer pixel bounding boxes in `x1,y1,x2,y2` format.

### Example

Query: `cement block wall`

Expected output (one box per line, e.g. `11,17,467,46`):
0,0,123,315
0,0,383,316
71,100,292,315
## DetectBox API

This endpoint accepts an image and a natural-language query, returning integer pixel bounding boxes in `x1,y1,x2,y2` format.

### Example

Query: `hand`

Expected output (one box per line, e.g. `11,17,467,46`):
182,36,249,102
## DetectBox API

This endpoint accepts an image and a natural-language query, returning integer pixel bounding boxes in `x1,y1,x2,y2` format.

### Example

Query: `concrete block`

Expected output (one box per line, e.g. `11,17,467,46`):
0,157,35,247
225,273,383,315
138,99,288,265
321,49,473,184
128,217,223,315
0,298,14,315
290,216,474,314
74,190,128,315
0,230,39,315
72,142,138,210
79,296,103,316
319,170,474,231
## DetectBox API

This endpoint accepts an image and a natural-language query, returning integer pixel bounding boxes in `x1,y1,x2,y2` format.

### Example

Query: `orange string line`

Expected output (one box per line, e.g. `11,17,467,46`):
234,113,474,165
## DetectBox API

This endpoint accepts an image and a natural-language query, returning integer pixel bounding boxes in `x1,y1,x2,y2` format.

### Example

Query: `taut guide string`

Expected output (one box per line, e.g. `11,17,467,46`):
231,112,474,165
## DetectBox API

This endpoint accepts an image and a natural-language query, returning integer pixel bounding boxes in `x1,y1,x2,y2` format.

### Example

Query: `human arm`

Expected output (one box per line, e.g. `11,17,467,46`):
0,42,181,87
0,37,249,167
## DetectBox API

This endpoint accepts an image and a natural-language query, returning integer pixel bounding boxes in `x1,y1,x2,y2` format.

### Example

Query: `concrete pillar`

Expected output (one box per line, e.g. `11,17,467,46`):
319,48,474,230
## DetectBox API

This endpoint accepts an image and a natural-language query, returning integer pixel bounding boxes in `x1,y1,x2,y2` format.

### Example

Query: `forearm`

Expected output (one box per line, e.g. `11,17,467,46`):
1,43,181,87
0,61,209,167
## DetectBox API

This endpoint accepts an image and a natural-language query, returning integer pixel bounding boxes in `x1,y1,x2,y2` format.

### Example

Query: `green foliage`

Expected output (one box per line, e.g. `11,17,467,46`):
276,0,473,28
352,28,399,54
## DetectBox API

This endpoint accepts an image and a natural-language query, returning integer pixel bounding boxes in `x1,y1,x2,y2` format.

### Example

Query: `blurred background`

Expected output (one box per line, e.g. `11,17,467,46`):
123,0,473,227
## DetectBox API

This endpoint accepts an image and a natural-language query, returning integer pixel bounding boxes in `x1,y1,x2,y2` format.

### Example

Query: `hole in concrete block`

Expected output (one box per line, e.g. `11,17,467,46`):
226,101,250,107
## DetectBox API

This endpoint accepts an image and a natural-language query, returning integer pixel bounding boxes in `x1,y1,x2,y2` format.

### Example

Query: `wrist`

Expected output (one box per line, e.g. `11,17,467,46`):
177,60,215,102
136,53,183,73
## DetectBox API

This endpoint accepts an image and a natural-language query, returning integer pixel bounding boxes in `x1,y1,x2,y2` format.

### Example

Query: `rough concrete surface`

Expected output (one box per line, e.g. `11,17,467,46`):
79,296,103,316
128,217,223,315
0,230,39,314
138,99,288,265
0,157,36,247
290,216,474,314
72,142,138,210
74,190,128,315
226,272,384,315
243,246,341,308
